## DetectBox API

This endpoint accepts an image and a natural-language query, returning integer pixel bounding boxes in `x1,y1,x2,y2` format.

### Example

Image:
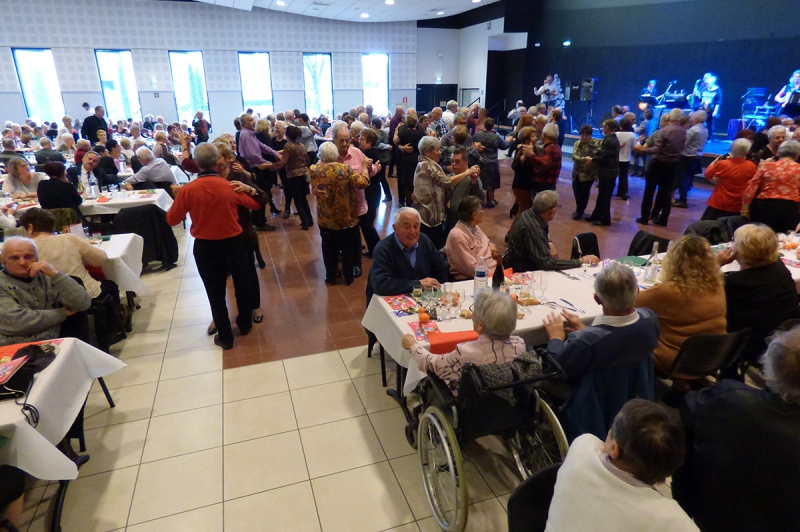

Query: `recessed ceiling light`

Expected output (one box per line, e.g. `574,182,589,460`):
361,12,369,17
472,0,480,3
385,0,394,4
437,11,444,15
276,0,285,5
534,42,541,47
563,40,571,47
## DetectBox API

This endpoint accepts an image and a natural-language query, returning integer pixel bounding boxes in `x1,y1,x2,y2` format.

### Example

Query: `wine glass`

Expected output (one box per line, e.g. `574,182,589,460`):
423,286,435,307
529,273,540,301
539,272,549,302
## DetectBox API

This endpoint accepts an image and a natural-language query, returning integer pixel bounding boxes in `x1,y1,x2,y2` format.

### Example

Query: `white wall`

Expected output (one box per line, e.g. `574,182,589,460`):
416,28,461,85
458,18,506,106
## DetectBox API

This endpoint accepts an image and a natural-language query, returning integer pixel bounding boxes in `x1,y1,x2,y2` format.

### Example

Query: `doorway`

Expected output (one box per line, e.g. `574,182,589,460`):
461,88,481,108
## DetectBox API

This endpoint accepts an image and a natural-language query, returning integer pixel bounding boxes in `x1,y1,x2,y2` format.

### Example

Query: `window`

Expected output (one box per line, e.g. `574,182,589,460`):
239,52,274,117
362,54,389,116
303,53,333,118
12,49,65,124
95,50,142,122
168,51,210,124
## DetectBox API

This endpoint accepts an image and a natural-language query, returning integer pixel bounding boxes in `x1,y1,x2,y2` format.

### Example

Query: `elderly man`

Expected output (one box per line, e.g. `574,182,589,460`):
529,122,563,194
427,107,448,139
672,327,800,532
504,190,599,271
122,147,176,190
191,111,211,144
535,75,558,103
674,110,709,208
367,207,450,301
238,113,280,172
440,113,473,171
507,100,526,126
445,148,484,230
0,237,92,346
166,143,261,350
81,105,108,144
442,100,459,129
297,113,320,164
546,399,698,531
0,138,21,166
67,150,118,191
413,136,479,249
34,137,65,164
635,108,687,227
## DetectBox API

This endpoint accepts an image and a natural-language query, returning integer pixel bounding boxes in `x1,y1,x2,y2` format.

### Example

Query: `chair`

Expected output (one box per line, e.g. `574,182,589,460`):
366,330,388,387
627,230,670,257
113,204,179,269
46,207,81,233
684,220,730,245
667,329,751,381
570,232,600,260
507,462,562,532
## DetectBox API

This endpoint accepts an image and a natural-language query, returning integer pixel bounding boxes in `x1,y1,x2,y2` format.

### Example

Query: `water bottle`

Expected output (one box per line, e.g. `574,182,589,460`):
119,157,126,173
474,257,489,294
88,174,99,199
648,241,660,266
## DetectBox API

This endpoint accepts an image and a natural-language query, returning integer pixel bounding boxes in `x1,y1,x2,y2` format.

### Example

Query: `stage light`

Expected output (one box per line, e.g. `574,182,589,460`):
563,40,571,47
472,0,481,3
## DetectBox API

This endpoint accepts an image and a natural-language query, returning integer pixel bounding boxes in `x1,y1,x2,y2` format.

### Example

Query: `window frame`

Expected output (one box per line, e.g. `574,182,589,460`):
167,50,211,125
237,51,275,117
361,53,390,117
11,48,65,123
93,49,143,122
302,52,334,118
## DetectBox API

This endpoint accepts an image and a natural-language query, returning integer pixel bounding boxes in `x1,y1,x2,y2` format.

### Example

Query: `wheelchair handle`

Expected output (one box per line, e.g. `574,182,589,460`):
539,349,567,378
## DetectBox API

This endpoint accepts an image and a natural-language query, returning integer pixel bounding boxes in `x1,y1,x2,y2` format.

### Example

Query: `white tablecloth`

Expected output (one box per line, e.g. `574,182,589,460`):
99,234,152,295
80,189,173,216
0,339,125,480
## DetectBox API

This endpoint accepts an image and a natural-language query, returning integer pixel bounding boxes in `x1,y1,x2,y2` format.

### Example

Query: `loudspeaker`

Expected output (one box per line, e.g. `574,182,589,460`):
565,82,581,101
580,78,598,102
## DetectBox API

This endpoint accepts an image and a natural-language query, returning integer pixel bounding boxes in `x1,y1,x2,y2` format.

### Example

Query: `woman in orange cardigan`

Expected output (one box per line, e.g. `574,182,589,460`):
634,235,727,378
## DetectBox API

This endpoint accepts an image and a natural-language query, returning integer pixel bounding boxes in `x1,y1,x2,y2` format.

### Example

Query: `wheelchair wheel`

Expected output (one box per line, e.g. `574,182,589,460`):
510,392,569,479
418,405,468,532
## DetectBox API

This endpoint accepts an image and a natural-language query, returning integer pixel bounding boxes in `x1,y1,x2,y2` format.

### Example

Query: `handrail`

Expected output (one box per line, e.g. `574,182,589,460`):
486,98,506,123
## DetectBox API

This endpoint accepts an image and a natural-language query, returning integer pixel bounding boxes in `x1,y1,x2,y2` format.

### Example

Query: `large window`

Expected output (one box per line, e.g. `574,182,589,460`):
168,51,210,124
12,49,65,124
362,54,389,116
95,50,142,122
238,52,274,117
303,53,333,118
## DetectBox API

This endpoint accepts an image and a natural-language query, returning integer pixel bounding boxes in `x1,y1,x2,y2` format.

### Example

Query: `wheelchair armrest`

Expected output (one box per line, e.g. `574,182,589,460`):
539,349,567,378
425,371,457,407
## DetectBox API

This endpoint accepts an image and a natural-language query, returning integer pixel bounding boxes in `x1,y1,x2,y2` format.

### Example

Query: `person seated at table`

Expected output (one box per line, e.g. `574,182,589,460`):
542,262,660,383
122,147,176,190
0,236,92,346
38,162,83,219
0,465,26,530
401,289,527,393
34,136,65,164
634,235,726,380
67,150,116,192
741,140,800,234
3,157,46,201
129,140,147,173
367,207,450,300
0,203,18,232
97,139,123,177
73,139,91,165
57,133,76,156
95,129,108,146
119,137,135,163
152,131,178,165
503,190,599,272
700,139,757,220
546,399,698,532
671,327,800,532
715,224,800,365
444,196,500,280
0,138,21,167
20,208,118,305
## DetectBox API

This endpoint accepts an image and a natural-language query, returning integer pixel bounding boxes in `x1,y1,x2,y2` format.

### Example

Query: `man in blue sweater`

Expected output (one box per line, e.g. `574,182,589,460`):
367,207,450,301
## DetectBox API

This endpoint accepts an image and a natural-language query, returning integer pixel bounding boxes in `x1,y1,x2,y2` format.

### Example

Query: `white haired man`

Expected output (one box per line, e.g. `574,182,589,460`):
507,100,526,126
122,147,176,190
34,137,65,164
442,100,459,129
427,107,448,139
673,110,709,208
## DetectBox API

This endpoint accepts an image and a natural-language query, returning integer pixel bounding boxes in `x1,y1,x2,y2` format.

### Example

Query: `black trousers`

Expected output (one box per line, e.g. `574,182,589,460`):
320,226,359,282
288,176,313,227
751,198,800,234
193,235,253,346
590,172,617,224
280,170,293,212
251,168,273,227
640,160,678,223
361,180,382,254
244,231,261,309
676,155,700,202
420,223,447,250
701,206,739,221
376,162,391,199
572,177,594,216
389,143,398,176
615,161,630,197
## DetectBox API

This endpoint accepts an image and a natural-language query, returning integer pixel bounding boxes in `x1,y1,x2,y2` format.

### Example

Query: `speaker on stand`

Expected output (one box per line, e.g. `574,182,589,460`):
576,78,600,132
564,82,582,133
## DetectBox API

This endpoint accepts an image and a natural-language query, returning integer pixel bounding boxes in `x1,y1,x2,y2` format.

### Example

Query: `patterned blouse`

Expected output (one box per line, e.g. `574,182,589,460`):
742,157,800,205
571,138,600,183
413,155,454,227
309,162,369,230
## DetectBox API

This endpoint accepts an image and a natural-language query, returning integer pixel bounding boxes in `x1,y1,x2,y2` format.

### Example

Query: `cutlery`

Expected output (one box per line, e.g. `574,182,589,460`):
555,270,580,281
561,298,585,313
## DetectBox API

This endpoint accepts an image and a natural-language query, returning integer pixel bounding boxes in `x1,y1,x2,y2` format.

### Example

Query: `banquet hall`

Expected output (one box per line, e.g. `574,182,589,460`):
1,0,800,531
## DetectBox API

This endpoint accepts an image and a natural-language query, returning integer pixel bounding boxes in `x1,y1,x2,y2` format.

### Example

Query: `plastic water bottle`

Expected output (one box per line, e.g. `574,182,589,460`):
474,257,489,294
119,157,126,173
88,174,99,199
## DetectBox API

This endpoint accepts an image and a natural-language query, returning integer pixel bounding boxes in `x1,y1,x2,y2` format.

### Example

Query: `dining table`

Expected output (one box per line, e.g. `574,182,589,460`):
10,188,174,218
97,233,151,296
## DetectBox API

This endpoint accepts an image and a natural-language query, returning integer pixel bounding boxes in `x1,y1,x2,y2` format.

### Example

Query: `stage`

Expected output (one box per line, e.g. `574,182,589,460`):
562,134,732,160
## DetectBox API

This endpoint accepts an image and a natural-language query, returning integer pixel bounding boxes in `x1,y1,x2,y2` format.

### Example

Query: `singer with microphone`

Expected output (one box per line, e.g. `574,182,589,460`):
775,70,800,117
692,73,722,133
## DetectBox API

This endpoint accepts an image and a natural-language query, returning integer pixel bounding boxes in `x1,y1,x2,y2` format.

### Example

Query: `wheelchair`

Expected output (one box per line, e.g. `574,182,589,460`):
403,350,569,532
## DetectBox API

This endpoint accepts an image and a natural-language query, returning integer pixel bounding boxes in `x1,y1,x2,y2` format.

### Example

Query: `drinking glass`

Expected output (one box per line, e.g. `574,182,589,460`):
644,264,658,284
539,272,549,301
530,273,540,300
412,285,423,301
455,289,466,312
423,286,435,307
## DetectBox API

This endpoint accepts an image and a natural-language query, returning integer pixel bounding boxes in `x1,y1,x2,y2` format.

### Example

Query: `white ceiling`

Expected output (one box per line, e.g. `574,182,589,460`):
193,0,501,23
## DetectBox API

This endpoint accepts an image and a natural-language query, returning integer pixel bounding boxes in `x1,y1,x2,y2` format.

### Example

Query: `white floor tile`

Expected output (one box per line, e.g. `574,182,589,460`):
300,416,386,479
174,289,210,310
311,462,414,532
18,485,46,532
283,350,350,390
463,436,522,497
110,329,170,359
223,360,288,403
79,419,149,477
126,504,222,532
369,408,416,460
224,482,320,532
152,371,222,416
170,304,214,329
497,492,510,511
339,345,397,379
166,324,218,352
129,448,223,525
224,392,296,444
352,371,399,414
160,346,222,381
142,277,182,295
291,380,366,429
84,382,157,430
91,353,163,391
135,292,179,314
386,524,421,532
417,498,508,532
131,309,174,333
142,405,222,462
223,431,308,500
178,275,205,292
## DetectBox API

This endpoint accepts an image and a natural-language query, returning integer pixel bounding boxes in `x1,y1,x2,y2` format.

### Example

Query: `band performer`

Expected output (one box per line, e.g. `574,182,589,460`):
692,73,722,133
775,70,800,117
641,80,658,98
535,75,559,103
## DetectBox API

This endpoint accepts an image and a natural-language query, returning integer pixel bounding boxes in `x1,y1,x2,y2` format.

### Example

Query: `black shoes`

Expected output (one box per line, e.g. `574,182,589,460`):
213,335,233,350
571,212,583,221
672,200,688,208
509,204,519,218
255,224,276,232
353,266,363,278
593,220,611,226
283,210,291,219
653,219,668,227
616,194,629,200
635,217,648,225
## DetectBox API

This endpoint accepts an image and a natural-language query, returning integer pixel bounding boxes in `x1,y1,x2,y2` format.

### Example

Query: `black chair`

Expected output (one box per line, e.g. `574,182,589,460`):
684,220,730,245
113,204,179,269
366,330,388,387
666,329,751,380
627,230,670,257
507,462,562,532
570,232,600,260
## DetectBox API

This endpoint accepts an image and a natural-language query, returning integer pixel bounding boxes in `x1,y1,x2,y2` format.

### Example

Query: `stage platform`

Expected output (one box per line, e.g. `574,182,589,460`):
563,133,732,160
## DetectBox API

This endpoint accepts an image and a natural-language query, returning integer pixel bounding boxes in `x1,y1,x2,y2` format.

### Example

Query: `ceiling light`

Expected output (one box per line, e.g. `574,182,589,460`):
534,42,541,47
437,11,444,15
276,0,285,5
385,0,394,4
472,0,480,2
563,40,571,47
361,12,369,17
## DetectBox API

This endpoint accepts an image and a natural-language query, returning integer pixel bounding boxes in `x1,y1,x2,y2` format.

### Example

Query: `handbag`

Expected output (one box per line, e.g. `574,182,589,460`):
0,344,57,399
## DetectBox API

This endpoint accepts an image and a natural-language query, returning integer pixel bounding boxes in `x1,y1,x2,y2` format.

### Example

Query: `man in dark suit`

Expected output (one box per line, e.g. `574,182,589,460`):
366,207,449,302
0,138,22,167
66,151,119,191
672,327,800,532
80,106,108,145
34,137,66,164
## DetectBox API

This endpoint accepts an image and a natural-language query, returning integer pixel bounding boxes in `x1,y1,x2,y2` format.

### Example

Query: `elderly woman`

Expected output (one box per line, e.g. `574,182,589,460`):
394,114,425,207
412,136,477,249
635,235,727,377
472,117,511,208
56,116,74,148
701,139,758,220
255,119,271,145
742,140,800,233
264,125,312,230
401,290,528,393
444,196,499,280
3,158,46,200
510,126,537,218
753,125,786,165
571,124,600,220
98,139,122,177
586,119,619,226
716,224,800,364
152,131,177,165
37,162,82,218
73,139,91,165
119,137,135,163
310,141,369,285
57,133,75,155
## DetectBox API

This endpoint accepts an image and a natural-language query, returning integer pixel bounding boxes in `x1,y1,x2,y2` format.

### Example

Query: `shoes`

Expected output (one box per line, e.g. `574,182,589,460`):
239,326,252,336
362,251,373,258
635,217,649,225
492,199,499,206
484,202,496,209
571,212,583,221
584,215,598,222
383,197,392,202
344,276,355,286
616,195,630,200
213,335,233,350
593,220,611,226
653,219,668,227
269,202,281,215
509,204,519,218
257,259,267,269
301,224,310,231
255,224,276,232
253,313,264,323
353,266,363,278
207,323,217,336
324,277,336,286
283,210,291,219
672,201,688,208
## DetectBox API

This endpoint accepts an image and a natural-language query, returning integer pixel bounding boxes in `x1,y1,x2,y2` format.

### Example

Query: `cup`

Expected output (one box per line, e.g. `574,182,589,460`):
644,264,658,284
412,285,422,300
